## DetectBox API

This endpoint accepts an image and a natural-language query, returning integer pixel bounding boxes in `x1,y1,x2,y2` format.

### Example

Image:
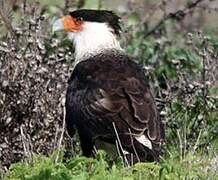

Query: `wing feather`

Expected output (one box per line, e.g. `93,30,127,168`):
83,74,161,142
66,54,164,154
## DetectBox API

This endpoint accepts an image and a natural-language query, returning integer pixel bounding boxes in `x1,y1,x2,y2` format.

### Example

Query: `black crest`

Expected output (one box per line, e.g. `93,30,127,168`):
69,9,121,36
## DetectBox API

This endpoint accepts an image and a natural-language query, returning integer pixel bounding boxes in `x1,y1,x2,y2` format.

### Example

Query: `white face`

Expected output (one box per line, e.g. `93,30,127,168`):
69,21,122,62
53,16,123,63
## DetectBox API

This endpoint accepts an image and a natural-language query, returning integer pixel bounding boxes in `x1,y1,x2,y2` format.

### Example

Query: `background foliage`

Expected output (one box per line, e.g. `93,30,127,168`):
0,0,217,179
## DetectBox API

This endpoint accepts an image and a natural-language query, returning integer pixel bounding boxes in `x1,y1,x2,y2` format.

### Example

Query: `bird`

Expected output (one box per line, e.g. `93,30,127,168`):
53,9,164,164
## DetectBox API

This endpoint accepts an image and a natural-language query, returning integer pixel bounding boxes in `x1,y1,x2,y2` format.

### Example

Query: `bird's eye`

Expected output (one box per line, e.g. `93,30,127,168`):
76,17,83,23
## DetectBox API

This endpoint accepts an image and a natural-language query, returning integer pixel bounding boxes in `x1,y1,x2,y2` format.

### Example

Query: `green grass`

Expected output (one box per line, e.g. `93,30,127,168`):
4,149,217,180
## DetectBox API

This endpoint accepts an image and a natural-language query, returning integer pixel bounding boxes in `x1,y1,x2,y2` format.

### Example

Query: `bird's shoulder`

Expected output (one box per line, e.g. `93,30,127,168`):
69,52,148,87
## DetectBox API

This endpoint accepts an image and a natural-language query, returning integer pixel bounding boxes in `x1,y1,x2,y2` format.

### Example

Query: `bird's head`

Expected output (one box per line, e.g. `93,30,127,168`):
53,9,123,62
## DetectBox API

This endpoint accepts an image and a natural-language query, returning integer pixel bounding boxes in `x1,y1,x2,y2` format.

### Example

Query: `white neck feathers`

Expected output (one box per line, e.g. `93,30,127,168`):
68,22,123,63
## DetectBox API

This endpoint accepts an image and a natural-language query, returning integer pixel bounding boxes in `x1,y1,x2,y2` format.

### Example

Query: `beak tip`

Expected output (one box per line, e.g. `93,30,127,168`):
52,18,64,33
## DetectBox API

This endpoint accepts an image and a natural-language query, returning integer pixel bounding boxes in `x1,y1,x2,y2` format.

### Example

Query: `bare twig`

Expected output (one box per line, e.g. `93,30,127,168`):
20,126,32,161
20,126,28,157
176,129,183,160
57,98,66,149
93,146,98,156
202,43,209,109
128,128,140,163
0,0,15,37
112,122,129,166
144,0,206,38
55,98,66,163
193,130,202,151
115,140,122,158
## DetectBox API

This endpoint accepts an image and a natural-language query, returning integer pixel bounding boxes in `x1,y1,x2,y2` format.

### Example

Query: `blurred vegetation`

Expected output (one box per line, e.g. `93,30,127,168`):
3,151,218,179
0,0,218,179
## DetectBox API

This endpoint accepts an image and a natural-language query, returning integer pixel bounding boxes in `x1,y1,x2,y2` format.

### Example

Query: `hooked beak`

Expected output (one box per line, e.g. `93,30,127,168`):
52,16,83,33
52,18,64,32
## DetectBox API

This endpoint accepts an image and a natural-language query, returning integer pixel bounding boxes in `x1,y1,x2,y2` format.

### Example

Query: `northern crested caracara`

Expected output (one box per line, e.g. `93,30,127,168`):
53,9,164,164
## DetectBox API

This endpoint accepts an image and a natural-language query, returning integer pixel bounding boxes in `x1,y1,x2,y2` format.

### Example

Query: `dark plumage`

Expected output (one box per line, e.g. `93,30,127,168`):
70,9,121,36
65,50,164,163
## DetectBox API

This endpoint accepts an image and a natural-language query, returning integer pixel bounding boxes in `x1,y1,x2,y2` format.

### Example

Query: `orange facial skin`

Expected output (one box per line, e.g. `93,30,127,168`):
62,16,84,32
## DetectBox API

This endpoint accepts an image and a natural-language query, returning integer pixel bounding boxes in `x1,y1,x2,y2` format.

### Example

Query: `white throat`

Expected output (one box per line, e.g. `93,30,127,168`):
68,22,123,63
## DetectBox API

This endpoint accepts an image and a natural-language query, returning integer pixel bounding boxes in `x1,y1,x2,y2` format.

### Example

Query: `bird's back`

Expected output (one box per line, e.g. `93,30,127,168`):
65,50,164,162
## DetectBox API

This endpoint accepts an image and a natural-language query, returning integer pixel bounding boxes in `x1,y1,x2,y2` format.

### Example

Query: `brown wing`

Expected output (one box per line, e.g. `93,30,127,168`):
84,75,162,141
82,56,162,141
66,53,164,160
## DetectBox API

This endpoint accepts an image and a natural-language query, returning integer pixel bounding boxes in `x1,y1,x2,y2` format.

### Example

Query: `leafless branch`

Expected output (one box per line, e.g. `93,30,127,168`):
128,128,140,163
144,0,206,38
0,0,15,37
112,122,129,166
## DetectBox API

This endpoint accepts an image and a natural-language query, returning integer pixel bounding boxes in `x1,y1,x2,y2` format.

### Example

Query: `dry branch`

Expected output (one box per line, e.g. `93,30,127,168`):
144,0,206,38
0,0,15,36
